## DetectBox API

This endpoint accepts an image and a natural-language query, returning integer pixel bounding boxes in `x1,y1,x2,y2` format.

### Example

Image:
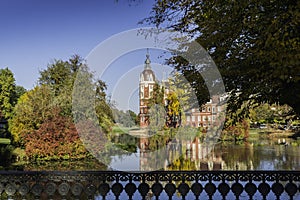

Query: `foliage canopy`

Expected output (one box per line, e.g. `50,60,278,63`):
144,0,300,117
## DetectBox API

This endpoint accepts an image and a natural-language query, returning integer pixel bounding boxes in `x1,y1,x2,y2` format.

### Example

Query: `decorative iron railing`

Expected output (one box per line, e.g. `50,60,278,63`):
0,170,299,199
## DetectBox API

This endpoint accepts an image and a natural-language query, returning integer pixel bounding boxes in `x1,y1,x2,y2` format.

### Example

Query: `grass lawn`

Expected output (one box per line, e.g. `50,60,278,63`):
111,126,139,135
0,138,11,145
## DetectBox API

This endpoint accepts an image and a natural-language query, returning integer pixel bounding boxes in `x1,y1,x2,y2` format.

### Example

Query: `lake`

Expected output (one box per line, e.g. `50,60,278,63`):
5,130,299,171
108,132,300,171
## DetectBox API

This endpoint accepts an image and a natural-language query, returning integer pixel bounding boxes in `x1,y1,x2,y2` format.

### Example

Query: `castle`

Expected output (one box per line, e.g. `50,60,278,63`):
138,51,225,129
139,51,156,128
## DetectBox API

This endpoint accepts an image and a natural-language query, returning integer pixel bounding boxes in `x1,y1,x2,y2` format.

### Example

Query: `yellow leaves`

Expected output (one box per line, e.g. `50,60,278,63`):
167,92,180,116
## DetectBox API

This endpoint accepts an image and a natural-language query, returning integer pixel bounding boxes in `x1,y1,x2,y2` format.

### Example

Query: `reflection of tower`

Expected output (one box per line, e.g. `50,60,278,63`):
139,50,156,128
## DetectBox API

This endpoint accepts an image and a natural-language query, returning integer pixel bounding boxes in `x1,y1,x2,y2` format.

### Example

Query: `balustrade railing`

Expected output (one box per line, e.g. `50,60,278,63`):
0,170,299,199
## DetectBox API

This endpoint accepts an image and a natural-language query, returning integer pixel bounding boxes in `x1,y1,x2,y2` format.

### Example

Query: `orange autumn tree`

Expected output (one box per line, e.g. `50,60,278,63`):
24,107,87,160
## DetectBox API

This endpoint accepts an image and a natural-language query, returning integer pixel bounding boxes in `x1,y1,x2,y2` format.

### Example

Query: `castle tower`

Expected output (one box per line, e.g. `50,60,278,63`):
139,50,156,128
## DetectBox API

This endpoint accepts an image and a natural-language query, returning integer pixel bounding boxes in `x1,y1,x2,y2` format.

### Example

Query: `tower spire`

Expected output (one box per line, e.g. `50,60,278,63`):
144,48,151,70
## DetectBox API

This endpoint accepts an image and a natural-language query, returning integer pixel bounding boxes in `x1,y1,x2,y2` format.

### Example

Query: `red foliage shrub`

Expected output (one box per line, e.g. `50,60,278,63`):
24,108,88,160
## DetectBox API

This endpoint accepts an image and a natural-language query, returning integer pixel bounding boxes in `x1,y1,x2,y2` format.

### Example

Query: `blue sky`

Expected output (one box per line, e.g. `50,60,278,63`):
0,0,161,90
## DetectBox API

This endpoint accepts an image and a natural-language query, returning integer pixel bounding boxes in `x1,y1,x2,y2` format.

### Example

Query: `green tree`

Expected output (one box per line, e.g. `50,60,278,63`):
128,110,139,125
94,80,114,132
39,55,81,116
112,109,138,127
10,55,114,159
144,0,300,117
14,86,26,101
148,82,164,106
0,68,17,119
39,55,113,131
165,72,197,127
147,82,166,131
9,85,54,145
249,103,295,125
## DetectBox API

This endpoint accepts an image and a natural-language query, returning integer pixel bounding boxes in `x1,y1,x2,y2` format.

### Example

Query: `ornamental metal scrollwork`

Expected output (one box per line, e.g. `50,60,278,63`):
18,183,30,196
58,182,70,196
45,182,56,196
0,170,299,199
71,183,83,197
5,183,16,196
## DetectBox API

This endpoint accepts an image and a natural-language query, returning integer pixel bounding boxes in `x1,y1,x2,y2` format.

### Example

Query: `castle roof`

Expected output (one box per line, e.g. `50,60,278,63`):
140,50,155,82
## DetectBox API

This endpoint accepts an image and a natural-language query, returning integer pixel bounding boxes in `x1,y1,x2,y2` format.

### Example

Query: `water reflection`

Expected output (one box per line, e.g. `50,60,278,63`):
110,133,300,171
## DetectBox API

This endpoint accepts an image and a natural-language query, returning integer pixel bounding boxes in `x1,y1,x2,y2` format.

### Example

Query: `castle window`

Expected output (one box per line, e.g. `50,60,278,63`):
187,116,190,122
192,116,195,122
212,106,215,113
198,116,201,121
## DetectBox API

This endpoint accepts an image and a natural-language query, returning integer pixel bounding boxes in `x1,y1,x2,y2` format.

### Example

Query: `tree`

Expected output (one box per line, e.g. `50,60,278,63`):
112,109,139,127
0,68,26,142
24,107,87,160
128,110,139,125
143,0,300,117
0,68,17,119
39,55,113,131
10,55,114,156
94,80,114,132
9,85,54,145
147,82,166,130
39,55,81,116
165,92,181,127
148,82,164,106
14,86,26,101
249,103,295,125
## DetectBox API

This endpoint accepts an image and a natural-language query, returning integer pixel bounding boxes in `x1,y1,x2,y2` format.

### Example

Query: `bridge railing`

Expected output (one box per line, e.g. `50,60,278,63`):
0,170,299,199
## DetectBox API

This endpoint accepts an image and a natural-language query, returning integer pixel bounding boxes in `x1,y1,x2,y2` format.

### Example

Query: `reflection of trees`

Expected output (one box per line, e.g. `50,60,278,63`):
0,144,14,169
113,130,299,171
253,141,300,170
168,156,197,171
219,142,255,170
162,138,258,171
111,134,137,153
23,158,107,171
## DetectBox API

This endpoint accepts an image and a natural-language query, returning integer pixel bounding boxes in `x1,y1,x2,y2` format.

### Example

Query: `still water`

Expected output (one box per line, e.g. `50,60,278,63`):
20,132,300,171
108,134,300,171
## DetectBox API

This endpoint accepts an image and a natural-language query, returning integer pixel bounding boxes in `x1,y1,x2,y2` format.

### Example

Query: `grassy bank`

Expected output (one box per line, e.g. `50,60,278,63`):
249,128,294,138
0,138,11,145
111,125,139,135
